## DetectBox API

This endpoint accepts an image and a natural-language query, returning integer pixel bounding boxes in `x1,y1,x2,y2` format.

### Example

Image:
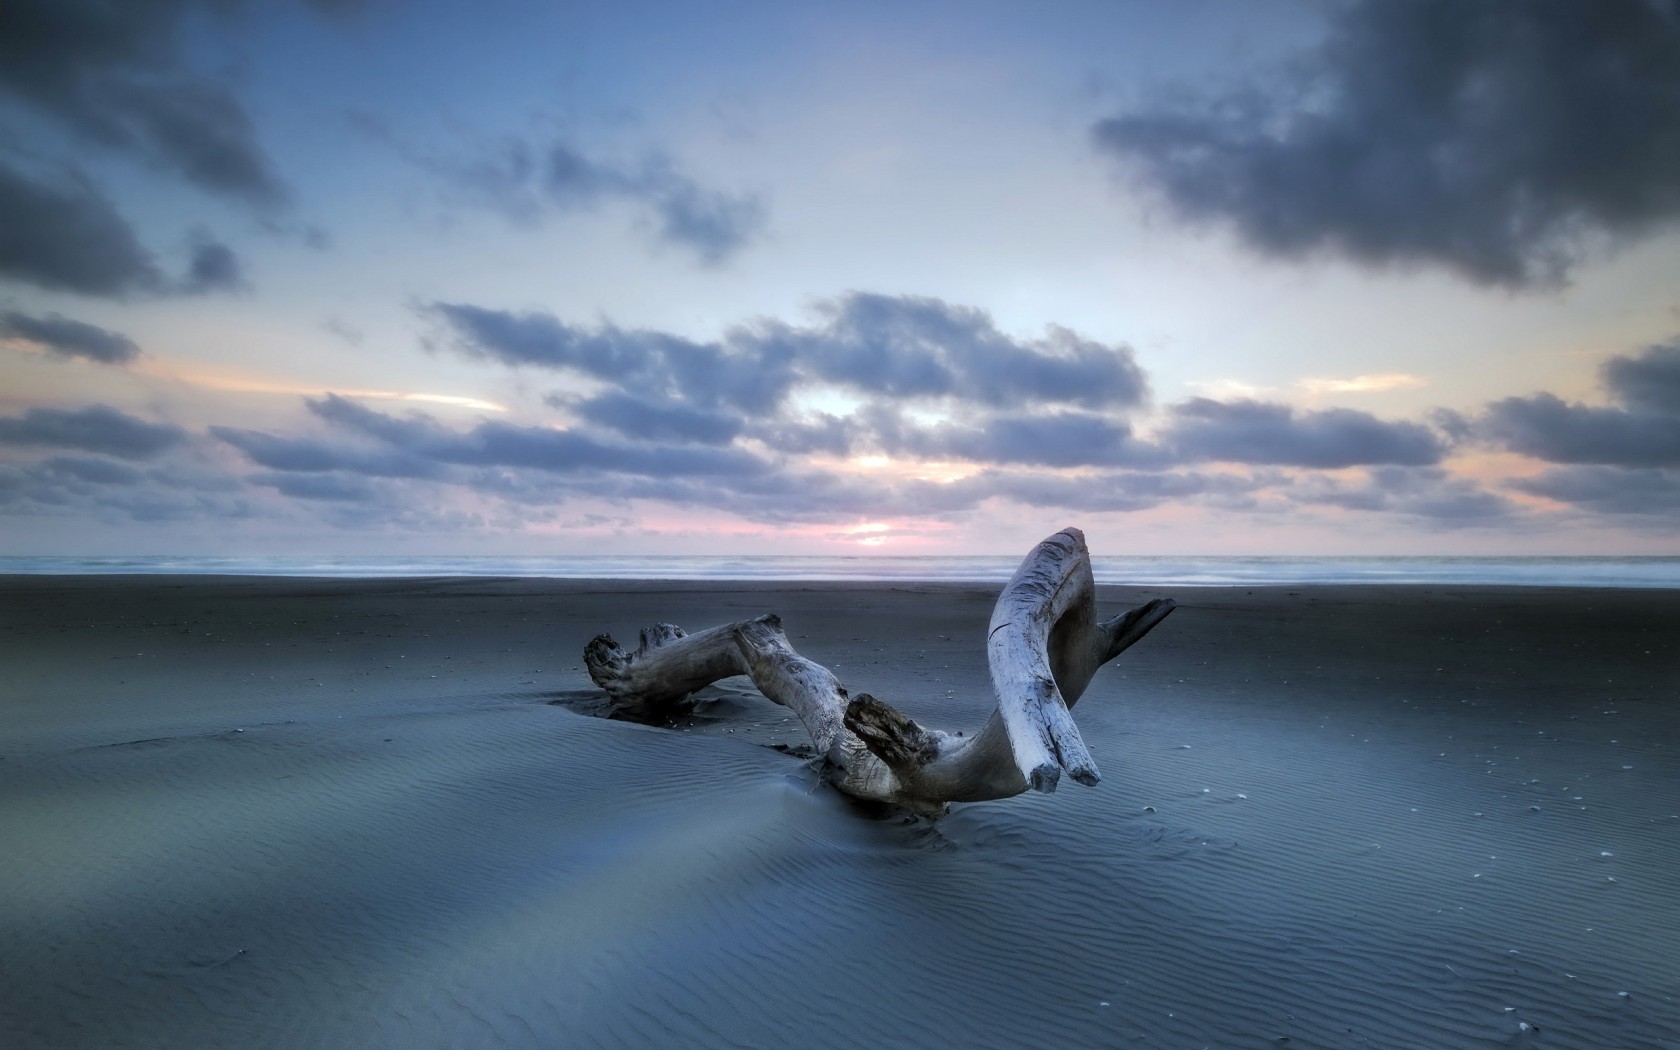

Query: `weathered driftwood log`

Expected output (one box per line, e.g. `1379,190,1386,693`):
583,527,1175,812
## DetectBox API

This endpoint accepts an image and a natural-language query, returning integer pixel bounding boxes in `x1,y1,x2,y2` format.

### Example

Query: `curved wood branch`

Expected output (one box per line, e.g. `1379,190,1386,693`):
582,527,1175,811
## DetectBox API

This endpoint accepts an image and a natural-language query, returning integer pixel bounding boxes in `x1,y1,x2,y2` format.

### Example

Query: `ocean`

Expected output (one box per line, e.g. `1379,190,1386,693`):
3,553,1678,587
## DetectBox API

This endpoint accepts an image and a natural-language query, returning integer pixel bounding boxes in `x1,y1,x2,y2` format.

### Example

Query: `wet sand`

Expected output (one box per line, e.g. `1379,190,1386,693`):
2,576,1677,1049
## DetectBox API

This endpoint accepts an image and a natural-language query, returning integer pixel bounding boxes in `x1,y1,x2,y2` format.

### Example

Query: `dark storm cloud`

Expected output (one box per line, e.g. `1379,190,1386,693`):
1163,398,1446,468
430,293,1149,415
1481,343,1680,466
0,160,163,295
1511,465,1680,516
0,405,184,458
0,0,286,206
0,310,140,365
1094,0,1680,287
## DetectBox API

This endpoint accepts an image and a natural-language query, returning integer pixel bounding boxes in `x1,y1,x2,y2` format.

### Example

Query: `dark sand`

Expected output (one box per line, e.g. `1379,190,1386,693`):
2,577,1677,1049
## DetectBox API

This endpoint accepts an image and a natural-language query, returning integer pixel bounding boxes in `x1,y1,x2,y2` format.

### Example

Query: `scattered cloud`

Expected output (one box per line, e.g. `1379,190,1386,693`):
249,470,380,503
1293,466,1514,524
0,310,141,365
209,424,443,479
1603,341,1680,415
827,406,1169,469
1481,343,1680,466
31,454,145,486
379,127,766,264
0,160,163,295
431,292,1150,415
0,0,287,207
1511,465,1680,516
179,236,246,294
0,160,249,298
0,450,255,524
0,404,185,459
219,392,775,482
322,316,365,346
949,467,1270,514
1162,397,1447,468
1095,0,1680,287
563,391,745,446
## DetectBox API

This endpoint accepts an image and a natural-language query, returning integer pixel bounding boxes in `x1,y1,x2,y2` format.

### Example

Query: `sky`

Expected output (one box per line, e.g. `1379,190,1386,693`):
1,0,1678,557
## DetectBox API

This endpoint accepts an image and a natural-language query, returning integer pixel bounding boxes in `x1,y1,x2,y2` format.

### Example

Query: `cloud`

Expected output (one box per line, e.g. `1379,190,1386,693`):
249,471,379,503
564,392,744,446
1511,465,1680,516
218,393,773,482
33,455,145,486
0,0,286,207
430,292,1150,415
1603,341,1680,414
179,236,245,294
955,468,1268,514
835,406,1168,469
387,128,765,263
1163,398,1447,467
1293,466,1513,524
428,302,663,378
0,453,256,524
0,405,185,458
1481,343,1680,466
754,294,1152,410
644,175,766,265
0,310,140,365
0,160,163,295
209,425,442,479
1094,0,1680,287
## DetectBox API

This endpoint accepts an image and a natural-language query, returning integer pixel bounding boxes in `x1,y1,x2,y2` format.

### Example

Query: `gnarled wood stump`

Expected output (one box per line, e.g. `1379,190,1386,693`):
584,527,1175,812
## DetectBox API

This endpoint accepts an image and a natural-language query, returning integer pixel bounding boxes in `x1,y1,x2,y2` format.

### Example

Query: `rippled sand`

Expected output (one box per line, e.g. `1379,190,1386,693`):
2,577,1677,1049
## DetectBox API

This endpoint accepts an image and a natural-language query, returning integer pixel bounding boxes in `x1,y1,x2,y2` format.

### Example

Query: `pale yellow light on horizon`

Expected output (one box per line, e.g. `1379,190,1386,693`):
132,357,508,413
1298,372,1428,395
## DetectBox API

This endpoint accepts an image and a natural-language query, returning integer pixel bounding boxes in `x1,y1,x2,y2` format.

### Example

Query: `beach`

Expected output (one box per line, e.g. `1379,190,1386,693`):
2,576,1677,1049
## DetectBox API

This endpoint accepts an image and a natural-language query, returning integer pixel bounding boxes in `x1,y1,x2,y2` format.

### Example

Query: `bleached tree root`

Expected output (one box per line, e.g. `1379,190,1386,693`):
583,527,1175,811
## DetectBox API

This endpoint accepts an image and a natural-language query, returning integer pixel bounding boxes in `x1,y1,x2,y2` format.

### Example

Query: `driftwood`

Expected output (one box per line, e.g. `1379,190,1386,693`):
584,527,1175,812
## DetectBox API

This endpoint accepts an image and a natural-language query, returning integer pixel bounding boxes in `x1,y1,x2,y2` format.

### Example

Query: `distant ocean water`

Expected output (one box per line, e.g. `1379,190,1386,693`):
3,554,1679,588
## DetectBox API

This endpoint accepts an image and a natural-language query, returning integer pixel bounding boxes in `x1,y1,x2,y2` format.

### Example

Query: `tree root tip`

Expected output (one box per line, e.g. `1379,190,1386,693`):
1028,764,1061,793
